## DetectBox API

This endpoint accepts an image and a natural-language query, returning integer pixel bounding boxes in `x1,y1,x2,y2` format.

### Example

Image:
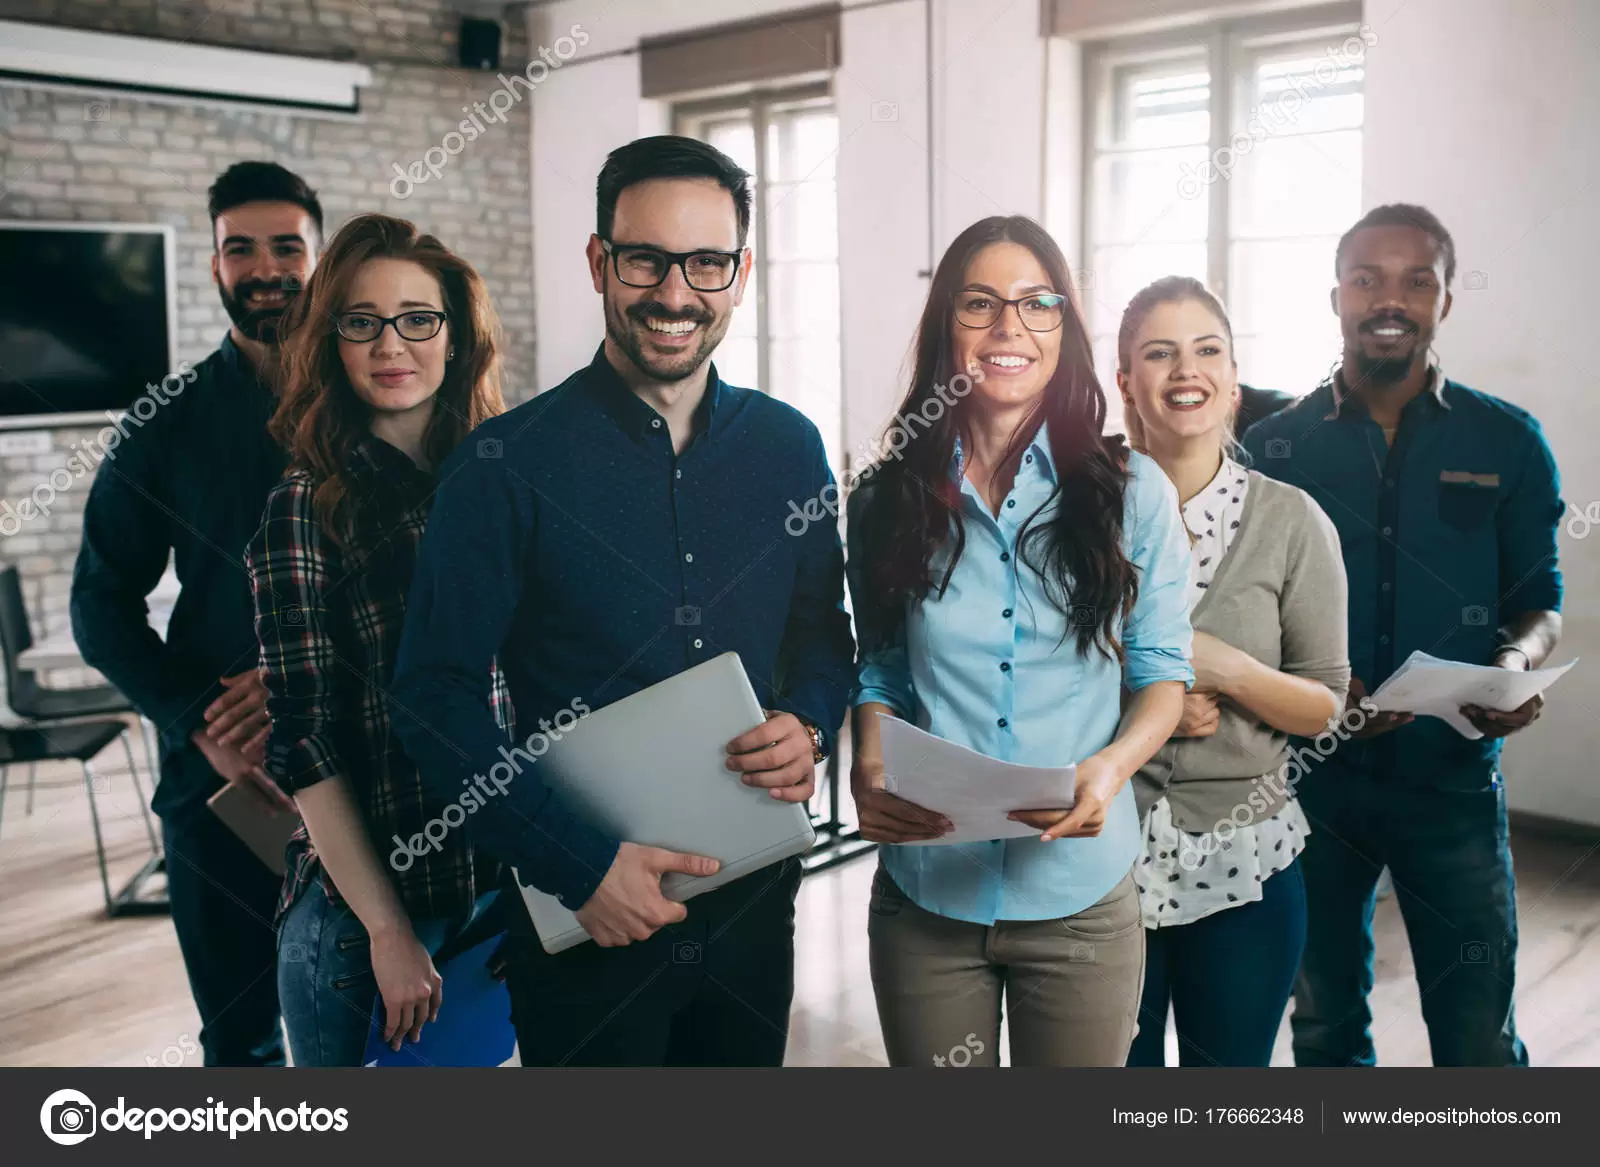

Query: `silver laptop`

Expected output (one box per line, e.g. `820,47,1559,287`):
513,652,816,953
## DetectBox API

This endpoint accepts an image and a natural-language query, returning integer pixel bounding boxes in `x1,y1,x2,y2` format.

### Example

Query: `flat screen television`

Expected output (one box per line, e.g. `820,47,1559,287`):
0,221,178,428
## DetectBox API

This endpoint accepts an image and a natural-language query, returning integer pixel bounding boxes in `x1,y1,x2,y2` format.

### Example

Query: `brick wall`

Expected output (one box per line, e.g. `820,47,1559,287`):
0,2,540,676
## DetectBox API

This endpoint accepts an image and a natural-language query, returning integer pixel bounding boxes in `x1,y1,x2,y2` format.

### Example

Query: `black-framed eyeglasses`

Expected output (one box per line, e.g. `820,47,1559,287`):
334,310,447,343
954,290,1067,333
601,240,744,292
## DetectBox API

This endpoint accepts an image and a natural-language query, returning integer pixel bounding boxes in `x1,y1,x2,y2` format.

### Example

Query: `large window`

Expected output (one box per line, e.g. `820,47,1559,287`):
677,85,844,473
1083,5,1366,414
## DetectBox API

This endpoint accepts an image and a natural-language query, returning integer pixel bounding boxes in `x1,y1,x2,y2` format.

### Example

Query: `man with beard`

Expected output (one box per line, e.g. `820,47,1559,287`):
72,162,320,1066
389,135,854,1066
1242,204,1563,1066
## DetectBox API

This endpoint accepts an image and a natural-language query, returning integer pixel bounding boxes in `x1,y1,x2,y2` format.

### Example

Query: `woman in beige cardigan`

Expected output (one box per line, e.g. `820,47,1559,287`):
1116,276,1351,1066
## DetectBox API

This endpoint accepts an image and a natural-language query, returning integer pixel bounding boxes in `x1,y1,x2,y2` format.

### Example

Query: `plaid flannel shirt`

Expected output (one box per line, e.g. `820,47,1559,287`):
247,435,513,924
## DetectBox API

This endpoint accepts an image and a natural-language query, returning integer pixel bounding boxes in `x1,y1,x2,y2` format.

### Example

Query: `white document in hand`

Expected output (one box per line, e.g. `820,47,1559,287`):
877,713,1076,845
1368,650,1578,739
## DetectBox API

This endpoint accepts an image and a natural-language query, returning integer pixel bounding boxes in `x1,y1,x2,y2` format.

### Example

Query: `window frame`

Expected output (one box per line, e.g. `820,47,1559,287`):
674,81,836,402
1079,3,1365,356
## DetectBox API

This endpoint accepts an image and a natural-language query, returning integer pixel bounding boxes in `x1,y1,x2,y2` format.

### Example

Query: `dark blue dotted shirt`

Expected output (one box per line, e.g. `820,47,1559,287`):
391,346,854,908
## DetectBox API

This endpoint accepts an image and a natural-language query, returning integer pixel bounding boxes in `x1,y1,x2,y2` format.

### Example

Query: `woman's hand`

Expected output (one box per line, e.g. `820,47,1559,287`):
369,924,443,1052
1174,689,1221,737
850,759,951,844
1008,752,1128,841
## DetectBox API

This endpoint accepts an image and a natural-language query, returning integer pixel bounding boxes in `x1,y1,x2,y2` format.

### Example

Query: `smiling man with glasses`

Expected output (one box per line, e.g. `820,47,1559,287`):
390,134,854,1067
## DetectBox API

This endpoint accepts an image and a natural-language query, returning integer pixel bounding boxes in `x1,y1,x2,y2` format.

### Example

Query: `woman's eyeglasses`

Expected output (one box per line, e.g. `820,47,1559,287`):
601,240,744,292
334,310,447,343
954,290,1067,333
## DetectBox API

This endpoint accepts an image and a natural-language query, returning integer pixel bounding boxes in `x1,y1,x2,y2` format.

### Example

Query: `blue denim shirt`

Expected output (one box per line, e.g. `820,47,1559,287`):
1242,376,1563,787
846,429,1194,925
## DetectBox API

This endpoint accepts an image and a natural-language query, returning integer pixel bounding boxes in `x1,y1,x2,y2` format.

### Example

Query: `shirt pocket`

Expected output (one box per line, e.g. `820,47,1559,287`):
1437,474,1499,533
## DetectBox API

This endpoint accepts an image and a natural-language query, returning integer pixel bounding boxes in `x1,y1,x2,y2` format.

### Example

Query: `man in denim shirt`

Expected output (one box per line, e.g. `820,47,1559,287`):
1243,204,1563,1066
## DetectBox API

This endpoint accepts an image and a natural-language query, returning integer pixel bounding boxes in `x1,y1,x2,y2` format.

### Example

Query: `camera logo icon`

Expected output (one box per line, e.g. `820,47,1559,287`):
1462,605,1489,626
672,940,701,964
870,100,899,122
1460,941,1489,964
1265,438,1291,459
1069,603,1097,627
477,437,503,459
40,1088,97,1146
674,605,701,626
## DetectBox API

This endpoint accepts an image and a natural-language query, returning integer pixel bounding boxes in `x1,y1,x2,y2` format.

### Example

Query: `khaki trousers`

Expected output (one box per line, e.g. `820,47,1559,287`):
867,863,1144,1067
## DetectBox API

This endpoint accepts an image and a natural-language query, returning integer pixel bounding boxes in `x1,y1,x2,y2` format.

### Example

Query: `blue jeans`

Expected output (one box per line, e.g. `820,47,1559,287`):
276,879,498,1067
1127,859,1306,1066
1291,763,1526,1066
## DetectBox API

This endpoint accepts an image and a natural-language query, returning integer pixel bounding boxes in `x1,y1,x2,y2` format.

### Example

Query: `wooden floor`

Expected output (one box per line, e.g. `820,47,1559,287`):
4,748,1599,1067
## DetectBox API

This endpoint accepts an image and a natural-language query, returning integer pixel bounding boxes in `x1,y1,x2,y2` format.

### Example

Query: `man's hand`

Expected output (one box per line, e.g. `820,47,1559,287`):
850,759,951,844
1347,675,1412,739
573,842,720,947
1461,649,1545,738
191,729,296,814
724,711,817,803
1175,689,1221,737
205,669,270,759
1008,752,1127,841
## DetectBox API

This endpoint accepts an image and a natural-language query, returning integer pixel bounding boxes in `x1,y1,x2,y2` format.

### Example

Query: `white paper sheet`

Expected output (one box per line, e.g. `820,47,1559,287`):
876,713,1077,845
1367,651,1577,739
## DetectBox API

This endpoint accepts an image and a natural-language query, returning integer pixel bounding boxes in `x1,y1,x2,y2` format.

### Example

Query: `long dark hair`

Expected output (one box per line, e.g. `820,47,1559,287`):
854,215,1138,662
272,213,505,547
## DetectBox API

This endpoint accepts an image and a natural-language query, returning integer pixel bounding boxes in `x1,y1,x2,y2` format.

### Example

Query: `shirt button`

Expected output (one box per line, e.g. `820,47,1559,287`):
1000,662,1011,673
1379,635,1390,645
1005,499,1016,508
1000,551,1011,563
1385,477,1396,488
652,418,663,429
997,717,1009,729
1002,608,1013,618
693,638,703,649
675,468,683,479
1025,454,1033,464
1381,526,1393,537
684,553,693,563
1381,581,1392,592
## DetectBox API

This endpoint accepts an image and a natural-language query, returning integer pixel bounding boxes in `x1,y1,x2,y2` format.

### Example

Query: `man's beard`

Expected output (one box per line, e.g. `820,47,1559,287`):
1353,351,1417,384
604,296,725,383
219,277,299,344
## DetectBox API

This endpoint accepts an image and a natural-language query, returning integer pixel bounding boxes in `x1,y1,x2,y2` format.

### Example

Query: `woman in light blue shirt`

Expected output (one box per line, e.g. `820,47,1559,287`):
845,215,1193,1067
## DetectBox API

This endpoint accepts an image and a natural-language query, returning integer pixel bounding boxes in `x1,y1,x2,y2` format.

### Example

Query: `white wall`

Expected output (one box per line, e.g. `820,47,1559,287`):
1361,0,1600,825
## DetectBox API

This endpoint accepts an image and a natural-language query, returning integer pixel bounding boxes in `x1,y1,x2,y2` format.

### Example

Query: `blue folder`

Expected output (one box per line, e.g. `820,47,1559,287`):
362,933,516,1067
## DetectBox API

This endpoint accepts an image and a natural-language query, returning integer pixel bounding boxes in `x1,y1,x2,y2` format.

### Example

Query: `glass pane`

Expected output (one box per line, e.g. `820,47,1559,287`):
1086,243,1209,337
1228,237,1344,394
1248,53,1364,134
766,107,838,182
715,335,760,392
1114,62,1210,147
767,261,840,343
769,336,842,475
766,180,838,262
705,118,756,174
1091,147,1210,246
1230,131,1362,239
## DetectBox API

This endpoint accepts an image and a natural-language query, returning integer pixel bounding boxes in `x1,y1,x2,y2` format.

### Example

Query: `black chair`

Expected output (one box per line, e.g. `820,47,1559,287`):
0,722,167,916
0,565,164,913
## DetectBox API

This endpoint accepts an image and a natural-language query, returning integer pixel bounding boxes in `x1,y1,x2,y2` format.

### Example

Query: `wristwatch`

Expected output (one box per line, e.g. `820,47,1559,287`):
797,716,827,765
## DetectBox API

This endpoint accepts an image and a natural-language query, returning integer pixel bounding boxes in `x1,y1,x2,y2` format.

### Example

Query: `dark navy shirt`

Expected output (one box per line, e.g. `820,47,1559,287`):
71,335,286,821
390,347,855,909
1242,375,1563,786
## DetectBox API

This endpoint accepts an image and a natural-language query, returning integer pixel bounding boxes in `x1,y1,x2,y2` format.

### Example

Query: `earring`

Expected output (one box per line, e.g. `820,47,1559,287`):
447,346,455,360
